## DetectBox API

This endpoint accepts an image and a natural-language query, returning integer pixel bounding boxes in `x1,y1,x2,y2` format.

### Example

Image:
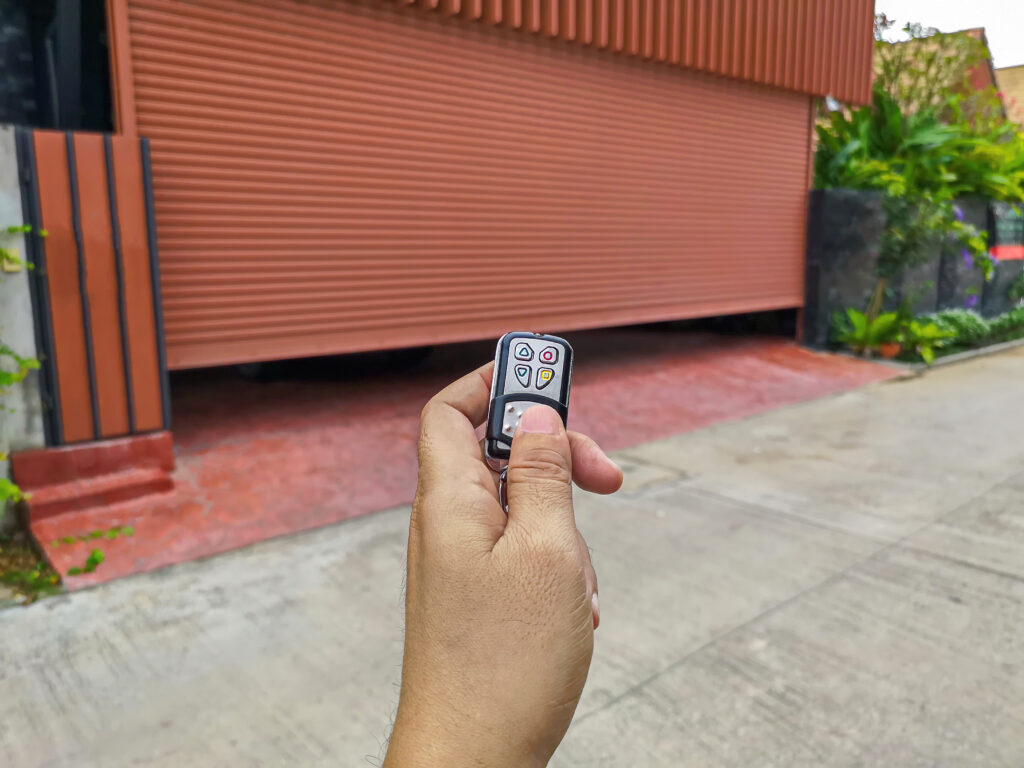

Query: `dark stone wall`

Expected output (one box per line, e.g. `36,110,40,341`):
803,189,885,349
0,0,39,126
804,190,1017,349
936,198,988,311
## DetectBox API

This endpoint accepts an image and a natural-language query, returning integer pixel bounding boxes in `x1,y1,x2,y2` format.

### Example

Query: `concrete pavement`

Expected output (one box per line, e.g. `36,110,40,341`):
2,348,1023,767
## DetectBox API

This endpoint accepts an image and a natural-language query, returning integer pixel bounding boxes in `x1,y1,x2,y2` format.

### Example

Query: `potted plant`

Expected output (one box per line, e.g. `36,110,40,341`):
832,308,900,357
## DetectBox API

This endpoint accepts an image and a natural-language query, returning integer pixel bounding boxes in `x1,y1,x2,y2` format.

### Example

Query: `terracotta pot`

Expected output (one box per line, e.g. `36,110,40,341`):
878,342,901,359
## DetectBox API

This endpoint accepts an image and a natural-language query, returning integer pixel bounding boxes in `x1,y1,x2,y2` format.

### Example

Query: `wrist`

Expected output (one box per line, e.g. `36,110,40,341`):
384,708,547,768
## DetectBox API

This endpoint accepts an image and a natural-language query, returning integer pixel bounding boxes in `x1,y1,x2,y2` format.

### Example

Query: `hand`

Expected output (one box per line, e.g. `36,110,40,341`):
384,363,622,768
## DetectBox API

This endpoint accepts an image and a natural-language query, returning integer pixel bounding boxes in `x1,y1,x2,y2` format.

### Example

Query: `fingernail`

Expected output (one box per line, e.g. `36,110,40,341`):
592,593,601,629
518,405,561,434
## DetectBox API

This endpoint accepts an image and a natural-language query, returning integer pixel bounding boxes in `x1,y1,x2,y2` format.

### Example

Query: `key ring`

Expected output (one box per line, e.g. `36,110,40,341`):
498,466,509,515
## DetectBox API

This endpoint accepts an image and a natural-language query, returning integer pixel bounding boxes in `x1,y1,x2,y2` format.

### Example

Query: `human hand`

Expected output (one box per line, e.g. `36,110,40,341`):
384,362,622,768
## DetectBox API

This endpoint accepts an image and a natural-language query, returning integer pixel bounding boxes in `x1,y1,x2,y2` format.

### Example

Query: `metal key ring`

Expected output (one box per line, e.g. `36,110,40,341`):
498,466,509,515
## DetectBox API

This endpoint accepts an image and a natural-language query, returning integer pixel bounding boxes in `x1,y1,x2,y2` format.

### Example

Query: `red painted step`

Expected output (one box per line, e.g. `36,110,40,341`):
13,432,173,489
31,492,180,588
11,432,177,584
23,467,174,520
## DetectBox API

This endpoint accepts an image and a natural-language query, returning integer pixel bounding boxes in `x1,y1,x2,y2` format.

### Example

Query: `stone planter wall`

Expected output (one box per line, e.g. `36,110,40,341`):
803,189,1022,349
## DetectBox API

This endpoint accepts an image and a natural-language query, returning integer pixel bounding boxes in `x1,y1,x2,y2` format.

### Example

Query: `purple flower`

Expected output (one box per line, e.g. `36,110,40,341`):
964,294,979,309
953,205,964,221
962,249,973,268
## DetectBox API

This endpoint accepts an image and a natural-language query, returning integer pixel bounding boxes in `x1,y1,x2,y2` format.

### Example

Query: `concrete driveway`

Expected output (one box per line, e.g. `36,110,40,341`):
2,348,1023,767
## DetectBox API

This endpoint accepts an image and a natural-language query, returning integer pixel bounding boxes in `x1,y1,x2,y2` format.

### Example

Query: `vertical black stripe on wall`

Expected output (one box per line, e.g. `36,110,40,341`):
140,139,172,430
103,135,136,434
64,131,101,440
14,128,62,446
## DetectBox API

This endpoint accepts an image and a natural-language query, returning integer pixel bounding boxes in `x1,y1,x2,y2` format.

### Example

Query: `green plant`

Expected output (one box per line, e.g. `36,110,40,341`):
899,319,955,364
873,17,1005,127
0,559,61,602
986,306,1024,342
816,88,1024,203
1009,271,1024,304
51,525,135,548
815,88,1011,318
832,308,899,354
0,343,40,393
0,345,39,506
67,549,105,577
1,224,44,511
0,224,46,272
0,535,61,604
930,309,992,345
817,22,1024,322
918,306,1024,354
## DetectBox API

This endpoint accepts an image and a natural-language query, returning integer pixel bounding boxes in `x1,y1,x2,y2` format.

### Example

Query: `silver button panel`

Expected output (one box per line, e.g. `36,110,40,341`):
501,400,540,436
502,338,566,397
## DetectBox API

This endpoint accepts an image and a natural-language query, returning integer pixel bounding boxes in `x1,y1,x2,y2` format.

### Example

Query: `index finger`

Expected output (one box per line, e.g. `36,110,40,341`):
417,362,494,483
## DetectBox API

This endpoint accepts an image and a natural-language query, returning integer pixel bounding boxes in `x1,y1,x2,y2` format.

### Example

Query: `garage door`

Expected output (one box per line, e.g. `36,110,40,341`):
126,0,812,369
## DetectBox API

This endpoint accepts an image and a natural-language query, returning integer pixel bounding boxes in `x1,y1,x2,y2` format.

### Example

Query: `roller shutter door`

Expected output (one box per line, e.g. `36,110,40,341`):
126,0,812,369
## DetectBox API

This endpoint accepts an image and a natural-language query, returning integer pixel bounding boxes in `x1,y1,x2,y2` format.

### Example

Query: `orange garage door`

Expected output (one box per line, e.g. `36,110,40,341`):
125,0,812,369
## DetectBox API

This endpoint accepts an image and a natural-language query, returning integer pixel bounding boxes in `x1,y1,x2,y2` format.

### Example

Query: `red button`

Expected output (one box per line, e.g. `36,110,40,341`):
539,346,558,364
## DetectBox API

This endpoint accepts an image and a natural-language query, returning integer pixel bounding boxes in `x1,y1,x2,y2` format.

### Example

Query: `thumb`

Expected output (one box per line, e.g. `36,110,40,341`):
505,405,575,537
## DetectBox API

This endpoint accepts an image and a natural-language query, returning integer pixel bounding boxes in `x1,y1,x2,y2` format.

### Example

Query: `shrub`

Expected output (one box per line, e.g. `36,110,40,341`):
987,307,1024,342
930,309,991,345
928,307,1024,348
816,21,1024,321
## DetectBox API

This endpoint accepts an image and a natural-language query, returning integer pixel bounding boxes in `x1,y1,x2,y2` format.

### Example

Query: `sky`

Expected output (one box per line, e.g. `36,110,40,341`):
875,0,1024,69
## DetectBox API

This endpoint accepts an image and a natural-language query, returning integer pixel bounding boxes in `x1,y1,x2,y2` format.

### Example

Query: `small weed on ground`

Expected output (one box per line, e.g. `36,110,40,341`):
0,534,61,604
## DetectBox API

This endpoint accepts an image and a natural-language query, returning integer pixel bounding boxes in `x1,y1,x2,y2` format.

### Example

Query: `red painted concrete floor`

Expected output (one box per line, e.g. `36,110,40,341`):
39,327,900,588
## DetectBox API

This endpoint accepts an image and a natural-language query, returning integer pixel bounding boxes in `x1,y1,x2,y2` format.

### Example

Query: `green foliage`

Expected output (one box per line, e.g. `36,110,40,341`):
50,525,135,548
925,306,1024,351
0,561,61,602
930,309,992,345
0,477,23,505
0,343,41,391
986,306,1024,342
832,308,899,353
872,17,1005,126
899,319,955,364
816,22,1024,306
815,89,1024,203
67,549,105,576
814,88,1011,289
0,223,41,272
1,223,44,516
0,536,62,604
1009,271,1024,303
44,526,132,581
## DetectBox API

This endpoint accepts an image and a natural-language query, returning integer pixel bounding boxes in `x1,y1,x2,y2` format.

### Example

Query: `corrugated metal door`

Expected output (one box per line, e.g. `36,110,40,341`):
126,0,813,369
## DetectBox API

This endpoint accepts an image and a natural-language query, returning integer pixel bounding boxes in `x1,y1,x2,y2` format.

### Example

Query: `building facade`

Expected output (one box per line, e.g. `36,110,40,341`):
8,0,874,447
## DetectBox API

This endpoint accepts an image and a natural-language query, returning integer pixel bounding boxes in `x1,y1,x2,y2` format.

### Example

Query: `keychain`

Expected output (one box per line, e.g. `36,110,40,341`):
484,332,574,514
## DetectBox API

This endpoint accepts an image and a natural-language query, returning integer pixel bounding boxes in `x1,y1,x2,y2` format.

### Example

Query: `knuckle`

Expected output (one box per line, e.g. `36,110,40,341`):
419,397,440,427
509,446,572,485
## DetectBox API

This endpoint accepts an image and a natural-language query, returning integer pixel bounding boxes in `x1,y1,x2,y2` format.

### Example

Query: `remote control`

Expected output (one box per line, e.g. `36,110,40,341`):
485,332,573,465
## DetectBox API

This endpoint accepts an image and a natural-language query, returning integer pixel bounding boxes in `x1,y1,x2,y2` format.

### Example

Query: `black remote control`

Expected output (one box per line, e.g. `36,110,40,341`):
485,332,574,464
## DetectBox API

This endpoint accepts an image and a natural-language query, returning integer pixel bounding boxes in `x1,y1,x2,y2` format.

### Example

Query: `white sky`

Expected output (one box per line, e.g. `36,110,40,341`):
875,0,1024,69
